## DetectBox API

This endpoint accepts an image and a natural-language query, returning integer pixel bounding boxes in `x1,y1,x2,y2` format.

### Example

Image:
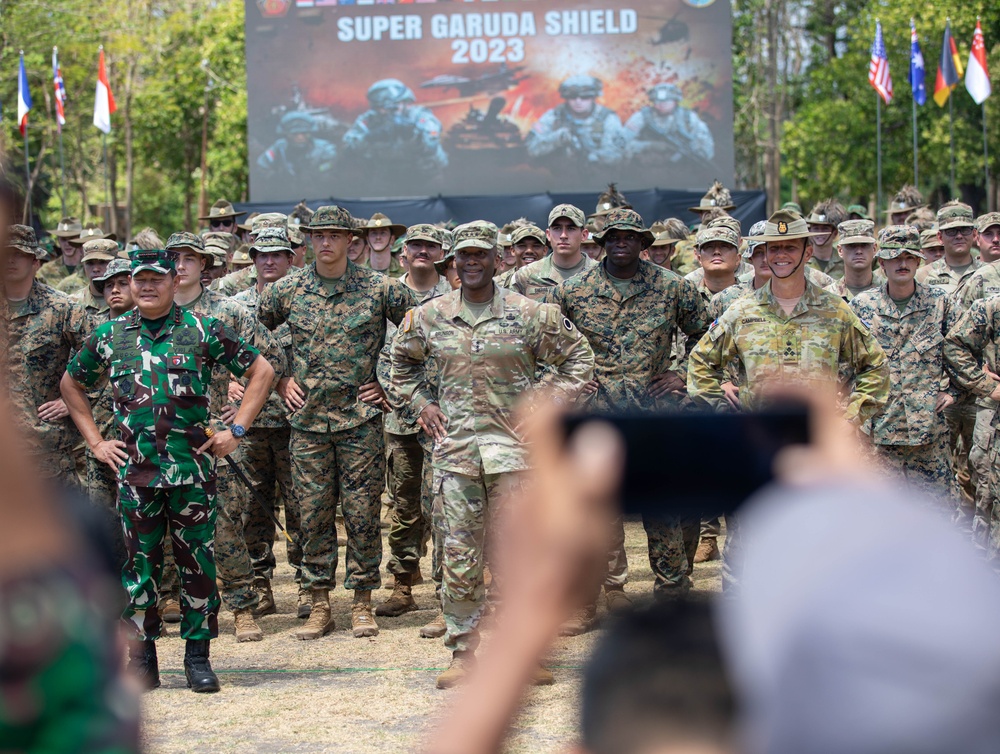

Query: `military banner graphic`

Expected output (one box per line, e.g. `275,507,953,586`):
246,0,735,201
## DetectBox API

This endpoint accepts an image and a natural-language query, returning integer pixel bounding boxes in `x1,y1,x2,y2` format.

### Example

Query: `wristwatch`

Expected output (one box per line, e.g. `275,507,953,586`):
230,424,247,439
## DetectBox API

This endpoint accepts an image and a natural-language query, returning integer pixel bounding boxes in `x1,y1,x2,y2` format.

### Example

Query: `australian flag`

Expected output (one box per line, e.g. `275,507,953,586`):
910,20,927,106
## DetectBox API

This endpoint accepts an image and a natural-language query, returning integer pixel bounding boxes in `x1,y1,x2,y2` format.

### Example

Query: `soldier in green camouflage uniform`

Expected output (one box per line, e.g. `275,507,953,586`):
849,226,958,503
2,225,91,483
258,205,417,640
390,220,594,688
804,201,847,280
62,249,274,693
510,204,598,301
824,219,881,303
70,239,116,316
36,216,82,287
547,208,710,607
360,213,407,278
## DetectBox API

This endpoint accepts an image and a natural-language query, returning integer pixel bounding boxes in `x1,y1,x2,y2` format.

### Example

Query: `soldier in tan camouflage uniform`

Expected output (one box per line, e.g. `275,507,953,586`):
390,220,594,689
70,239,117,316
56,226,116,294
920,228,946,265
259,206,416,641
849,226,958,502
360,213,407,278
548,208,710,619
2,225,92,484
824,219,881,303
510,205,597,301
804,200,847,280
37,217,82,287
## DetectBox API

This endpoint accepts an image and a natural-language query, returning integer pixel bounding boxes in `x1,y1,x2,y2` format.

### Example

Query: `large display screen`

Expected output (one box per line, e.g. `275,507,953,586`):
246,0,735,202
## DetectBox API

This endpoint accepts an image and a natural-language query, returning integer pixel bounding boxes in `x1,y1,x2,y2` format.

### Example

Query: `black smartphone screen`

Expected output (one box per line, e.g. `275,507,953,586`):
564,405,810,519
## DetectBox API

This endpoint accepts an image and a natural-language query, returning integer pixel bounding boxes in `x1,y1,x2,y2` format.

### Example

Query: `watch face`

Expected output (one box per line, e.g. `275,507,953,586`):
231,424,246,438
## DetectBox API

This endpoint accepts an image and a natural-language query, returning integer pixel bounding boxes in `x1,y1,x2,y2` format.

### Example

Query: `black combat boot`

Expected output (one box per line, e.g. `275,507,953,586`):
126,639,160,690
183,639,220,693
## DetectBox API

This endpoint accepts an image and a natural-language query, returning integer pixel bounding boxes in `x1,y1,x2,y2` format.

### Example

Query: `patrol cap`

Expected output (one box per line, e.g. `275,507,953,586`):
198,199,246,222
592,208,655,248
81,238,120,263
130,249,176,275
287,225,305,246
95,257,131,284
548,203,586,228
307,205,358,234
438,227,454,252
359,213,406,237
920,228,945,251
708,215,742,236
249,212,288,239
452,221,499,252
976,212,1000,233
755,210,826,242
165,231,205,253
511,224,548,246
696,224,740,250
937,201,975,230
47,216,83,239
404,223,443,245
6,225,44,259
876,225,924,259
68,224,117,247
250,227,293,255
649,83,682,102
837,219,876,245
744,220,768,257
846,204,872,221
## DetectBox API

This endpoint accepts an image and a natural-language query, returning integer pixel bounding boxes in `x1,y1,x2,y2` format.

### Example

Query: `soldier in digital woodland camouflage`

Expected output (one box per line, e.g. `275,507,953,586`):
71,239,116,316
2,225,92,483
547,208,710,624
60,249,275,694
258,205,417,642
389,220,594,689
849,226,958,502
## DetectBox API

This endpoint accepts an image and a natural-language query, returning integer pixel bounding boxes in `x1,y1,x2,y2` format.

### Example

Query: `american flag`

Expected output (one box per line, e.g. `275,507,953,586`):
53,47,67,131
869,20,893,104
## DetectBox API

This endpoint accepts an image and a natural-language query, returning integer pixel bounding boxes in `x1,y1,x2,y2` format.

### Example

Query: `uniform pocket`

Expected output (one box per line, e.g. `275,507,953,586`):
165,356,200,397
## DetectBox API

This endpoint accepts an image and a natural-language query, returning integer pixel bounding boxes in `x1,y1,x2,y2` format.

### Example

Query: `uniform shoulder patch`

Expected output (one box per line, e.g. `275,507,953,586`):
401,309,415,333
563,316,575,332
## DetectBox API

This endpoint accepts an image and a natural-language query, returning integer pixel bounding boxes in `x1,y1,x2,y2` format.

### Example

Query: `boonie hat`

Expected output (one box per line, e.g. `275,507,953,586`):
6,225,44,258
876,225,925,260
592,208,655,248
307,205,358,234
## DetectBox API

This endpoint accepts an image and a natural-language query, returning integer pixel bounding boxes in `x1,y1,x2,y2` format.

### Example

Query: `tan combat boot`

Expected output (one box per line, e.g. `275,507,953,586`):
420,611,447,639
559,603,597,637
252,578,276,617
531,665,555,686
375,574,417,617
160,596,182,624
294,589,334,640
694,538,720,563
436,651,475,689
233,608,264,642
352,590,380,637
296,586,312,619
604,585,632,614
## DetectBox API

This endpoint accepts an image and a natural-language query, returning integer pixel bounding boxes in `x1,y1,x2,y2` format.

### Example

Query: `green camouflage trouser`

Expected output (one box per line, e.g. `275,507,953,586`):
215,465,259,612
420,433,443,594
241,426,298,581
118,481,220,641
291,416,385,591
437,468,528,654
875,434,960,506
386,432,427,578
642,516,691,596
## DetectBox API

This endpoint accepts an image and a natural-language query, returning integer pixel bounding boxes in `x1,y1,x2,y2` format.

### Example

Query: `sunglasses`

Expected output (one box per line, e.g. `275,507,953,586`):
210,219,234,229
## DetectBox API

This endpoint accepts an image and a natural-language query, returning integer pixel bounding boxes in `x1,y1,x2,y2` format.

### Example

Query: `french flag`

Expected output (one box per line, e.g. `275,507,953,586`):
17,51,32,136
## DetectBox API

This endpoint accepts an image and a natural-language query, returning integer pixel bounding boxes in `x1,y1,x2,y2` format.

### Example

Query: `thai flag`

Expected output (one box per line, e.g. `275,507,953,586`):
869,21,893,104
53,47,67,131
17,51,32,136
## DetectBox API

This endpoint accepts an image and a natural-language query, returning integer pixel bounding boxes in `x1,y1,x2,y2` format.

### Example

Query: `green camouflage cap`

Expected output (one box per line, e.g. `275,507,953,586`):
781,201,803,215
756,209,825,242
438,227,454,252
592,208,655,248
846,204,872,220
81,238,120,263
203,231,236,254
130,249,175,275
511,224,548,246
250,212,287,238
744,220,768,257
936,201,975,230
976,212,1000,233
250,227,293,255
837,219,876,245
165,231,205,252
708,215,742,236
287,224,305,246
404,223,442,245
876,225,924,259
95,257,131,283
920,228,945,250
6,225,44,258
307,205,358,233
452,220,499,252
696,224,740,249
548,203,586,228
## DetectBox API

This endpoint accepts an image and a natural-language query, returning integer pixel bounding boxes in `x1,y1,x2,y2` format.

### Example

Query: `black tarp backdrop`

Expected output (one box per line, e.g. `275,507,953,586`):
236,188,767,231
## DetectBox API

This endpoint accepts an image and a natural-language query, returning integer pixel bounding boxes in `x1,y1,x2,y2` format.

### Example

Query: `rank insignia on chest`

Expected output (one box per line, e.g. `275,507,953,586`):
471,340,485,354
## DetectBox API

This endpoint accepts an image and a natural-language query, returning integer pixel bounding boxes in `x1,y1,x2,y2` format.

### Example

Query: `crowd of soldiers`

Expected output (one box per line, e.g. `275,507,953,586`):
5,177,1000,694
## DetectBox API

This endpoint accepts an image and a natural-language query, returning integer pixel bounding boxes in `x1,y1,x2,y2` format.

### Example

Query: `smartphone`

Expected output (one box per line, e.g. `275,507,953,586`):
563,403,811,519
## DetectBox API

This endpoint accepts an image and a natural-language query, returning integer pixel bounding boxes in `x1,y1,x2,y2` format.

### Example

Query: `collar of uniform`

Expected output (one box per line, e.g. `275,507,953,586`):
756,277,826,318
439,283,506,326
18,280,48,318
126,304,183,334
930,256,982,279
873,281,934,319
596,258,659,300
303,259,366,298
401,272,451,302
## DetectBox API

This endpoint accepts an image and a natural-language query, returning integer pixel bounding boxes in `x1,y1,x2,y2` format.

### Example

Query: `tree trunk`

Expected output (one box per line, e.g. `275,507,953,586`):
124,58,137,243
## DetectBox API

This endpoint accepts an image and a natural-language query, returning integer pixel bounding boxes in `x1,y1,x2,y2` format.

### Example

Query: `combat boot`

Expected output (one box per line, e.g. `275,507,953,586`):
604,585,632,614
126,639,160,691
233,608,264,642
183,639,220,693
160,596,182,624
694,538,720,563
531,665,555,686
559,603,597,637
252,578,276,617
375,573,417,617
352,590,380,637
436,650,475,689
295,589,334,640
420,611,447,639
296,586,312,619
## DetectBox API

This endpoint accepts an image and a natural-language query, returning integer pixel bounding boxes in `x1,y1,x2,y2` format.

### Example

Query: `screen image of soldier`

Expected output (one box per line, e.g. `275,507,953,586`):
257,112,337,195
624,83,714,166
525,76,627,169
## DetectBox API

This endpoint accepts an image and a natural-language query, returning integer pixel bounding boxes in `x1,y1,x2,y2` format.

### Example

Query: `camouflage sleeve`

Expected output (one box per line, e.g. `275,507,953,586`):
205,317,260,380
525,110,563,158
66,327,112,389
840,315,890,425
342,114,370,150
510,267,529,296
675,277,711,361
384,277,419,326
944,300,997,398
949,278,980,329
682,109,715,162
594,112,628,164
257,281,287,331
623,110,644,135
532,304,595,397
63,298,94,353
389,308,435,417
239,307,286,386
687,322,737,411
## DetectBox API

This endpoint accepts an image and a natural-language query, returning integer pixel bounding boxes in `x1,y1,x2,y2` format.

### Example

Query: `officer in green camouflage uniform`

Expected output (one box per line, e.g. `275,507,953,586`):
390,220,594,688
824,219,882,302
37,216,82,287
2,225,91,483
510,204,598,301
70,239,117,316
849,226,958,502
547,208,710,608
258,205,417,640
61,249,274,693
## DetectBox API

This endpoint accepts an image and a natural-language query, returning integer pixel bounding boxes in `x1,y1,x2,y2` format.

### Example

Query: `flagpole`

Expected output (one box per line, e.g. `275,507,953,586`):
102,132,110,228
876,91,883,219
22,126,31,225
986,106,993,211
911,95,918,186
57,129,67,217
949,95,956,197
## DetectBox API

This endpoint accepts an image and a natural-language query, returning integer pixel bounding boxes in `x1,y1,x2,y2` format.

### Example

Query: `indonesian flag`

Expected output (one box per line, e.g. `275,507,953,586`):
93,46,116,134
966,20,992,105
17,52,32,136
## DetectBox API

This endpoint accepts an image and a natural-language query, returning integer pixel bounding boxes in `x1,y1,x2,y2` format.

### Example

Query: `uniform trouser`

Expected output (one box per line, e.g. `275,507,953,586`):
86,454,128,572
214,465,259,612
420,434,444,595
291,417,385,591
438,468,528,654
874,435,959,505
970,405,997,548
699,516,722,542
385,431,426,577
944,399,979,509
680,517,701,574
642,516,691,596
241,425,298,582
604,516,629,588
985,443,1000,560
118,481,219,641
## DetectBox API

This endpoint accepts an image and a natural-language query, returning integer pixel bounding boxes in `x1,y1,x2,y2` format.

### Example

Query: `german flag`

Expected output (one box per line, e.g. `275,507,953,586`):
934,19,965,106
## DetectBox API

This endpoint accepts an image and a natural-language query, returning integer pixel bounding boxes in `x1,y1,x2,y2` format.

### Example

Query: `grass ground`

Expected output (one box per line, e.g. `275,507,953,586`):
141,519,723,753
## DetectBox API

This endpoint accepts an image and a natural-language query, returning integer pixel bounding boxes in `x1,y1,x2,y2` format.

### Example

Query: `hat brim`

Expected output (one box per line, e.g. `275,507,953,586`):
404,233,441,245
938,221,976,231
69,232,117,246
361,223,407,237
307,224,361,235
8,243,44,259
131,263,173,275
876,247,926,260
198,210,247,221
754,230,827,242
453,240,495,252
80,252,117,263
838,235,877,245
49,229,84,238
593,226,655,248
95,268,132,283
689,204,736,213
882,204,926,215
